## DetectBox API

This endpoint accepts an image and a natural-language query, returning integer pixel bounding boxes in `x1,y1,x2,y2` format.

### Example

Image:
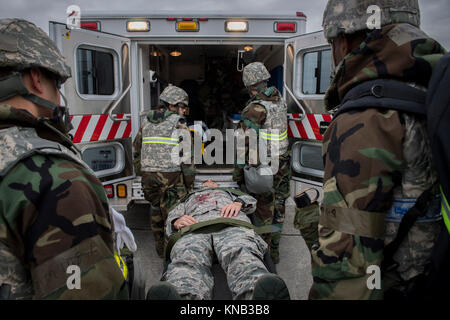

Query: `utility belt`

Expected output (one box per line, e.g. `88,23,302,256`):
165,217,281,262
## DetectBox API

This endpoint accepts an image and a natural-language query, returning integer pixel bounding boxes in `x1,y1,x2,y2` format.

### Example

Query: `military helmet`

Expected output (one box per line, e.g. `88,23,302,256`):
242,62,271,87
0,18,71,83
322,0,421,40
160,85,189,106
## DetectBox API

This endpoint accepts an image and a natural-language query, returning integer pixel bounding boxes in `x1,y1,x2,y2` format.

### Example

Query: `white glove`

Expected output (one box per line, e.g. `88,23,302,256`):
110,207,137,254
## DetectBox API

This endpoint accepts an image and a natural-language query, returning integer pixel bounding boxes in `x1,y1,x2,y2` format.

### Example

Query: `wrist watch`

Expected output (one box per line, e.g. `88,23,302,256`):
234,198,245,206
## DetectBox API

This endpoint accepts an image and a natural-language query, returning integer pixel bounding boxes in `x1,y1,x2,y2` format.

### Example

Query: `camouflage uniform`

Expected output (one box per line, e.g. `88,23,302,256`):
133,86,195,257
0,19,127,299
233,62,291,264
163,188,270,300
310,1,446,300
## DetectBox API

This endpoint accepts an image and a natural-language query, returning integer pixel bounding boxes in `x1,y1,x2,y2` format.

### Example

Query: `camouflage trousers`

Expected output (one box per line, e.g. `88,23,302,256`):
163,227,269,300
141,171,189,253
250,155,291,263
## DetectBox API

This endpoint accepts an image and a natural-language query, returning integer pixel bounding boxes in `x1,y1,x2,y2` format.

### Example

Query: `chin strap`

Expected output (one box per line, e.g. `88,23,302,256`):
0,72,73,133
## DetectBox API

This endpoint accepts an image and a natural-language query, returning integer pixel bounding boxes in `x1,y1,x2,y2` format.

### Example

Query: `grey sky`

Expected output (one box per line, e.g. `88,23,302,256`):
1,0,449,49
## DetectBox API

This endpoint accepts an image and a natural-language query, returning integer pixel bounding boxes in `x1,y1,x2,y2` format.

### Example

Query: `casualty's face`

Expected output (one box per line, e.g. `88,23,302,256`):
202,180,219,188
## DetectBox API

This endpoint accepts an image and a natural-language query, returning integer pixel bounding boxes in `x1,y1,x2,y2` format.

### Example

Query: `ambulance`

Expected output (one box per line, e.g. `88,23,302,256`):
49,10,332,299
49,10,331,210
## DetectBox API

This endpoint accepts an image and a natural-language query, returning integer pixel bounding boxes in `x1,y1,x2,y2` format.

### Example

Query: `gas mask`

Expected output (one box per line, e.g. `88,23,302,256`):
247,81,268,98
0,72,73,134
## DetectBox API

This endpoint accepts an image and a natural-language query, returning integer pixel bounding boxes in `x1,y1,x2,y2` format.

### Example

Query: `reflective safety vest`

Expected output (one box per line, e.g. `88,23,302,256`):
253,99,288,157
441,186,450,233
140,113,184,172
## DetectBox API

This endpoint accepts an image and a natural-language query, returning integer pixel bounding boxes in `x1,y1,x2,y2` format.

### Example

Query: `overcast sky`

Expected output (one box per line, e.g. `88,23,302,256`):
1,0,449,49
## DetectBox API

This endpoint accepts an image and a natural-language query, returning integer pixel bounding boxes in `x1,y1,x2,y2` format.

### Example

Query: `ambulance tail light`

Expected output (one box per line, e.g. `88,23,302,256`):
105,184,114,198
225,21,248,32
296,12,307,18
127,21,150,32
81,21,100,31
275,22,297,33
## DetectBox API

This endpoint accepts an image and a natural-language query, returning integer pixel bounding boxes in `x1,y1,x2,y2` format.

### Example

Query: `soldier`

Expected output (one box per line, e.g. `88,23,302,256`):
310,0,446,299
147,180,290,300
232,62,291,264
0,19,128,299
133,85,195,257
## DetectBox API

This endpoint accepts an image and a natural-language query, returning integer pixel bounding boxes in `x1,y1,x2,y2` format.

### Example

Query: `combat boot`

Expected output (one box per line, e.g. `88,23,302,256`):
146,282,181,300
252,274,290,300
154,234,164,258
269,247,280,264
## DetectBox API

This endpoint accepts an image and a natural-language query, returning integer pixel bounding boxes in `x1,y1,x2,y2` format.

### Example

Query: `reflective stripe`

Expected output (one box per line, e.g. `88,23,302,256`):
142,136,179,145
260,129,288,141
441,186,450,233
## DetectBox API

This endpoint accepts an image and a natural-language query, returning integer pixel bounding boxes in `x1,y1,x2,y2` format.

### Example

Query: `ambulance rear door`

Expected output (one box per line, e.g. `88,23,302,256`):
284,31,331,200
49,21,134,195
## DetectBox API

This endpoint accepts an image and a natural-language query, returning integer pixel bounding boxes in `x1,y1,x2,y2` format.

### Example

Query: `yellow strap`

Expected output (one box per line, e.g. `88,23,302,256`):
114,251,128,280
441,185,450,233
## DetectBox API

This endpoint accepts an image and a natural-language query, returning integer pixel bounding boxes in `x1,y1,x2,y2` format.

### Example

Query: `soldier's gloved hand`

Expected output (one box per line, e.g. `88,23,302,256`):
174,215,198,230
111,207,137,254
221,202,243,218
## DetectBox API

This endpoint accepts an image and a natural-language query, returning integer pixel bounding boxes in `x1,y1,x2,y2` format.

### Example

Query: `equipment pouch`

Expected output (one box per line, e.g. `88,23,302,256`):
244,164,274,194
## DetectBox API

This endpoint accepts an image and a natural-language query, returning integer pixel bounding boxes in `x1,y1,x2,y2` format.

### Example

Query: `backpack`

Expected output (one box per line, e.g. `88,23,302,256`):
333,53,450,300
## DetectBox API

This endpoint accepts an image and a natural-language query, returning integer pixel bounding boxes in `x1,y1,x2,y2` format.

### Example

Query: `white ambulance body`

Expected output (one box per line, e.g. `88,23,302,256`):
49,11,331,211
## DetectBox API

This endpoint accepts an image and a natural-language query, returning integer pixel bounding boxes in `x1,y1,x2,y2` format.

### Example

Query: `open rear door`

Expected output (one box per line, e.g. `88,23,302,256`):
49,22,134,188
284,30,331,199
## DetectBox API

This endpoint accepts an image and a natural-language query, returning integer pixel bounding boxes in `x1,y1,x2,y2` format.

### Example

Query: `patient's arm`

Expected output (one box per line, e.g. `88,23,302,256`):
233,194,257,214
173,215,198,230
221,202,243,218
166,202,188,236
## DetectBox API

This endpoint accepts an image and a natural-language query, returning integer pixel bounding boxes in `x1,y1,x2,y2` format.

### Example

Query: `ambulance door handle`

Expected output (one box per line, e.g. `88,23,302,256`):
107,83,132,122
284,84,307,120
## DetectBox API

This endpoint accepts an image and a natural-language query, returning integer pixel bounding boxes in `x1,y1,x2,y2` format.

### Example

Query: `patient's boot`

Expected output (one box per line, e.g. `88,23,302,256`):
153,233,165,258
252,274,290,300
146,281,181,300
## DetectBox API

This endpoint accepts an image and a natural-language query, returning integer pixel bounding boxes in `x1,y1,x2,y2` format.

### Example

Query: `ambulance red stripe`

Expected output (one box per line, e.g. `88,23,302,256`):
288,113,333,140
69,114,132,143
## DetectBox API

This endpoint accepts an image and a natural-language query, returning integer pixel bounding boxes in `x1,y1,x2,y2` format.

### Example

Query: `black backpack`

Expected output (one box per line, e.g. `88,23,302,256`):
333,53,450,300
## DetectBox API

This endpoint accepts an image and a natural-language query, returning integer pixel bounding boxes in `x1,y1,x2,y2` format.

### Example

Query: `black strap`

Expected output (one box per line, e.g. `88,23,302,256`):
382,188,433,273
334,79,427,119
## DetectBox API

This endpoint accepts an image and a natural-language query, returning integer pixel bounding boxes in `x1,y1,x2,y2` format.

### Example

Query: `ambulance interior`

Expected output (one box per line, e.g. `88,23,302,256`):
141,44,284,129
139,44,285,169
